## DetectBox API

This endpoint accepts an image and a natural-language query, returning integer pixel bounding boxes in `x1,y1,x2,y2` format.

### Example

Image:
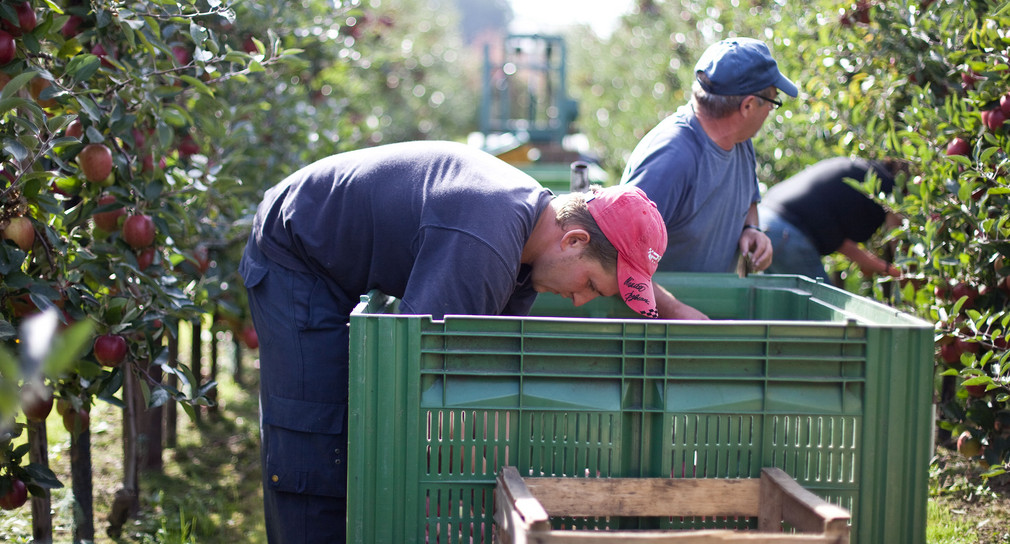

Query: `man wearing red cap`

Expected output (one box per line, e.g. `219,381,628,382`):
622,37,798,274
239,140,703,544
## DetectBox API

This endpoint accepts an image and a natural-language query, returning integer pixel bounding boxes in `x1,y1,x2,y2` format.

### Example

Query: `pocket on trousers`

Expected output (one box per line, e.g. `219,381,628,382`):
263,395,348,498
239,253,268,289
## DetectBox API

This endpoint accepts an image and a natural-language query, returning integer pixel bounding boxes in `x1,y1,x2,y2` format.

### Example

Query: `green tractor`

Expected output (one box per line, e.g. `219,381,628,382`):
474,33,606,192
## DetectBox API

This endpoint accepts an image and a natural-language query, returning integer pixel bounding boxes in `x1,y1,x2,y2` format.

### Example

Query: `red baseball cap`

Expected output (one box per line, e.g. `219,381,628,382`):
587,186,667,318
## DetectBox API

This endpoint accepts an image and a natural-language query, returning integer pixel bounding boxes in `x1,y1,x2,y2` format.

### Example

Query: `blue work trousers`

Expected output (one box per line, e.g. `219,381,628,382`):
759,205,828,281
240,240,350,543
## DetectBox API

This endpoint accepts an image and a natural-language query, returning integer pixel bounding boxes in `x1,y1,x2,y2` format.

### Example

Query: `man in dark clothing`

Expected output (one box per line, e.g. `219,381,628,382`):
238,140,703,543
758,157,903,281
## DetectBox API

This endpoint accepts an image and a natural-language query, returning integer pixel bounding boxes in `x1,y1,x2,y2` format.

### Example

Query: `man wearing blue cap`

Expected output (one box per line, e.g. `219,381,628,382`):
621,37,798,274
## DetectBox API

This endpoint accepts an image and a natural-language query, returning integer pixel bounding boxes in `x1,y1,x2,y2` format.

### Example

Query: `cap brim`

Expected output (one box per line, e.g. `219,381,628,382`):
617,257,659,318
776,73,798,97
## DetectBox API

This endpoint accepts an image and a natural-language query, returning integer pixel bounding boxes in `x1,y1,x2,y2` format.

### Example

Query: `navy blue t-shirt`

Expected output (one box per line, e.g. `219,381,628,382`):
251,141,554,319
760,157,894,255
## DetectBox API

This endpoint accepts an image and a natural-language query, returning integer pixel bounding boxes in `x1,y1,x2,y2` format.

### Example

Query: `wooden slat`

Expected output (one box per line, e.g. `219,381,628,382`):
760,468,850,538
494,466,851,544
525,477,761,518
524,529,842,543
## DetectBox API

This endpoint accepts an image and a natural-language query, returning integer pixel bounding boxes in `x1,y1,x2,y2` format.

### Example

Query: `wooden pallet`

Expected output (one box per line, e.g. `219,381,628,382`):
494,466,850,543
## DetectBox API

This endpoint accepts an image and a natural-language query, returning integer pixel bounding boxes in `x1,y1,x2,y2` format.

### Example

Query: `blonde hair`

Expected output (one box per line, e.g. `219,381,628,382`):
552,188,618,271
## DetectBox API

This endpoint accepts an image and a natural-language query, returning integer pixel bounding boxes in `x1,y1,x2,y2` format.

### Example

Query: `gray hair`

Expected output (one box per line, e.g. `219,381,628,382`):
692,73,776,119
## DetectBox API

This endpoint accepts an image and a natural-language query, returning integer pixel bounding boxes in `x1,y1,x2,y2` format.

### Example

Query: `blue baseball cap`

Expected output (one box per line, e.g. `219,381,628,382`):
694,38,798,98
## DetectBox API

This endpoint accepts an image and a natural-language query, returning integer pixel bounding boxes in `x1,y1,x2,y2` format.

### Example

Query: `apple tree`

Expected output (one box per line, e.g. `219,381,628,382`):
2,0,480,538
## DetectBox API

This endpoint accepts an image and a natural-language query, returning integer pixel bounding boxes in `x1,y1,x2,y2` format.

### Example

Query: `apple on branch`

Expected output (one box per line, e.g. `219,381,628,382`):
945,137,970,156
2,216,34,251
78,143,114,183
0,478,28,510
93,194,126,232
62,407,90,437
20,384,53,421
122,214,156,249
93,333,128,367
0,30,15,65
956,430,982,457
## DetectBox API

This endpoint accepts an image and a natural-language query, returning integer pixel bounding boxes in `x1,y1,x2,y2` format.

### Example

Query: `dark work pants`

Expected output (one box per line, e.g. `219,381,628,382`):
240,240,350,543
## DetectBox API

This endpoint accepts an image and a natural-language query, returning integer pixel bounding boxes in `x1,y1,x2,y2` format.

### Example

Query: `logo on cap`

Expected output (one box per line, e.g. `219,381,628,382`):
587,186,668,318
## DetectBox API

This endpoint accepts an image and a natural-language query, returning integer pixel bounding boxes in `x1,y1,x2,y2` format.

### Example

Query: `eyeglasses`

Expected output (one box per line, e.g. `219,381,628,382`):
750,94,782,109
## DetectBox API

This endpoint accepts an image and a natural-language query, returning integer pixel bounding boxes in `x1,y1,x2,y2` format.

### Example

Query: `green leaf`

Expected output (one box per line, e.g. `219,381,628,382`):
0,97,33,116
149,387,172,409
65,54,102,85
3,137,30,162
180,75,214,97
1,72,37,100
22,463,64,489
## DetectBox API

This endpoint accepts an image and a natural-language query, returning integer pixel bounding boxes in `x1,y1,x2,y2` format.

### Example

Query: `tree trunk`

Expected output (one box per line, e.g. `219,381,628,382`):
142,359,164,473
27,419,52,543
233,335,243,386
191,318,202,424
70,428,94,543
209,319,219,417
166,333,179,449
107,368,141,538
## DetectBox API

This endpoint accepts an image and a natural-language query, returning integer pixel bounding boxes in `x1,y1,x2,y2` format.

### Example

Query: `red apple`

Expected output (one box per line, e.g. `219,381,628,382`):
122,213,155,249
78,143,113,183
65,119,84,140
1002,93,1010,116
14,2,36,33
130,127,146,149
3,216,34,251
177,134,199,157
93,333,128,367
55,398,72,416
962,70,982,91
951,282,979,307
985,107,1007,131
0,478,28,510
966,383,987,398
20,386,53,421
28,77,57,108
62,408,89,436
172,45,191,65
945,137,970,156
940,341,963,366
242,35,259,54
93,195,125,232
136,246,155,271
0,30,15,65
241,325,259,349
61,14,84,39
91,43,116,68
956,430,982,457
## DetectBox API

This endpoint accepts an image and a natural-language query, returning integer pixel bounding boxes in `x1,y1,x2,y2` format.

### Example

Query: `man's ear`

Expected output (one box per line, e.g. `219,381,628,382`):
740,95,759,116
560,228,591,250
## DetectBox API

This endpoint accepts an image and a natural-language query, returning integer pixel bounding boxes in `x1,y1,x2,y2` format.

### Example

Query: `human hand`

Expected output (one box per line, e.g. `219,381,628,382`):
739,230,773,272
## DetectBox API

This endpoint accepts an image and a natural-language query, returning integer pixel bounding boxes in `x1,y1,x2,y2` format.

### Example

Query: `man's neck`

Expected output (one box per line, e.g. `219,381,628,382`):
694,108,741,151
520,199,558,265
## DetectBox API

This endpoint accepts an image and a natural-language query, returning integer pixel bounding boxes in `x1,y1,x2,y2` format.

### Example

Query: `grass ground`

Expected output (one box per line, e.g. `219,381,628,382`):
3,334,1010,543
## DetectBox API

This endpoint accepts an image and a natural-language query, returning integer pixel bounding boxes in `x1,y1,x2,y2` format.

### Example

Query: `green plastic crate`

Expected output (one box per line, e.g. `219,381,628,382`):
347,273,933,544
